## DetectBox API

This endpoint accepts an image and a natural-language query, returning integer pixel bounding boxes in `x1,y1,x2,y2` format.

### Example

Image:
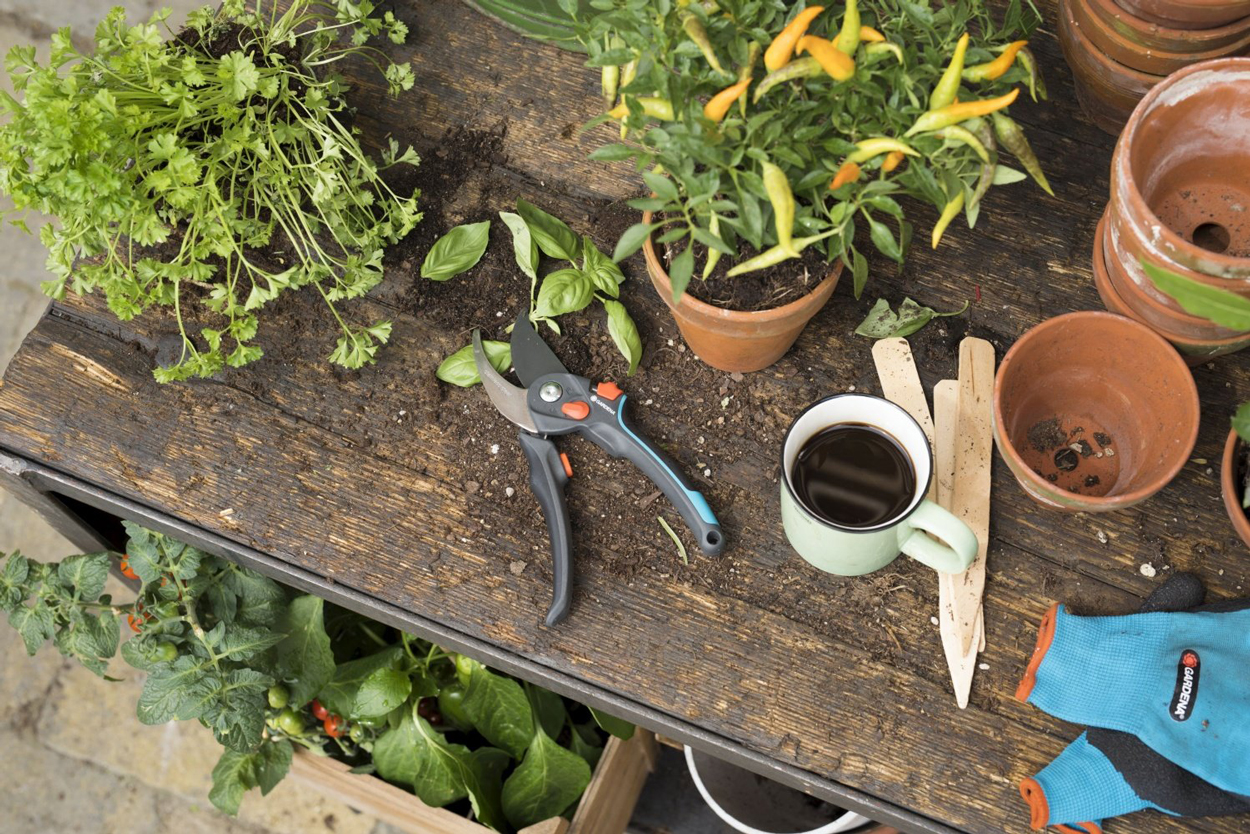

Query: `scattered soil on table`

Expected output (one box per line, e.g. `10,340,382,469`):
660,236,837,313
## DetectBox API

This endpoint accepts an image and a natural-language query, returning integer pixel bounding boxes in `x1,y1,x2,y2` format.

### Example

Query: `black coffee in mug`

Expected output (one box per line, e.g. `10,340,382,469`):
791,423,916,528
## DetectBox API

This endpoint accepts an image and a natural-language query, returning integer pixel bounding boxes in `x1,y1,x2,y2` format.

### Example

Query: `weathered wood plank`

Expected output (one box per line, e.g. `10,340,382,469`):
1,1,1249,832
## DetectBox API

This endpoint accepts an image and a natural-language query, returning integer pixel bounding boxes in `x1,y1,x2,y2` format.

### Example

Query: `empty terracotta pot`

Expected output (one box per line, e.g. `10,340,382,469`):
994,311,1200,511
1221,429,1250,549
1116,0,1250,29
1073,0,1250,73
1111,58,1250,279
1090,0,1250,53
1059,0,1164,133
1093,230,1250,361
641,211,842,373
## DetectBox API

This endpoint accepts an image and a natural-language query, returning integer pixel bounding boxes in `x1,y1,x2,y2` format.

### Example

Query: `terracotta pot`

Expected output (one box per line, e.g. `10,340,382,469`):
1221,429,1250,549
1099,211,1250,339
1116,0,1250,29
1091,0,1250,53
641,213,842,373
1059,0,1164,134
994,311,1200,512
1111,58,1250,279
1093,228,1250,361
1073,0,1250,73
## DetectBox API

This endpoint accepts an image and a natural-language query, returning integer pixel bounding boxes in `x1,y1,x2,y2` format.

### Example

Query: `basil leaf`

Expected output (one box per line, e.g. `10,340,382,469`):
463,665,534,758
1142,259,1250,330
517,199,580,261
501,729,592,828
583,237,625,297
534,268,594,318
436,341,511,388
855,297,968,339
273,596,335,708
603,299,642,375
613,222,656,262
354,667,412,718
500,211,540,281
421,221,491,281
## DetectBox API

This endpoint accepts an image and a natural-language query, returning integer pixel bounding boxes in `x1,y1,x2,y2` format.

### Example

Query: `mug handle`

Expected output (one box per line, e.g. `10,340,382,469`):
897,500,979,573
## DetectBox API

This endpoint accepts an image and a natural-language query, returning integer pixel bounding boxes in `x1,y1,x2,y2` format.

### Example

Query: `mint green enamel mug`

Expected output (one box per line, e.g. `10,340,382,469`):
780,394,978,575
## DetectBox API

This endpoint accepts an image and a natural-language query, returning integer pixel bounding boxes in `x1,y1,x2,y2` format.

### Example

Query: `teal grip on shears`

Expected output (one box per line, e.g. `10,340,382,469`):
615,396,718,527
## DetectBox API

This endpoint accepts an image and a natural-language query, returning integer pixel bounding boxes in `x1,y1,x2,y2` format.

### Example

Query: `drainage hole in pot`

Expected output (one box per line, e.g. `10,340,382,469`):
1192,222,1231,254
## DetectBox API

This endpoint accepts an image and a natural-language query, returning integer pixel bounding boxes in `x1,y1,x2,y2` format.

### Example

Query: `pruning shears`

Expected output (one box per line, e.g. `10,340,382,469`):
473,313,725,626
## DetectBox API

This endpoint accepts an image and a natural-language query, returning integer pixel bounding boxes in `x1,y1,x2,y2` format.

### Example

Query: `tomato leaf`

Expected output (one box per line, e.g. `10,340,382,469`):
421,221,491,280
274,596,335,707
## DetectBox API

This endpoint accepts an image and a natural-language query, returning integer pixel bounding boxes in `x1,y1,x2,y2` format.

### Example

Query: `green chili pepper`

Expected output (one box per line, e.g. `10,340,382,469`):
724,231,836,277
992,111,1053,196
737,42,760,116
836,0,861,55
761,160,797,256
620,58,638,91
929,33,969,111
863,41,903,64
682,14,727,75
968,118,997,210
1016,46,1048,102
602,36,622,105
607,96,676,121
931,190,965,249
935,124,990,163
754,56,822,102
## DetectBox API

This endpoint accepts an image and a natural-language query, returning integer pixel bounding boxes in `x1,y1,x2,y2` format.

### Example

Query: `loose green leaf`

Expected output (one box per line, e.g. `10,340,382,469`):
1142,260,1250,331
463,665,535,758
274,596,335,707
421,221,491,281
500,211,541,280
603,299,642,375
534,268,595,318
517,199,581,261
354,667,413,717
501,729,592,828
855,297,968,339
436,340,511,388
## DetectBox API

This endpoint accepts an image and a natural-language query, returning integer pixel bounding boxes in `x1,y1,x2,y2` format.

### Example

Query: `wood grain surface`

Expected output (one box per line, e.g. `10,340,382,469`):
1,1,1248,832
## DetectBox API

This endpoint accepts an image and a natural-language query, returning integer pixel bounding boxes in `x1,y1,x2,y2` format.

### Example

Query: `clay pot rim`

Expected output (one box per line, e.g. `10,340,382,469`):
1074,0,1250,71
640,209,842,322
1118,0,1250,27
1090,0,1250,47
1061,0,1163,86
1114,57,1250,275
993,310,1200,509
1221,429,1250,548
1095,218,1250,346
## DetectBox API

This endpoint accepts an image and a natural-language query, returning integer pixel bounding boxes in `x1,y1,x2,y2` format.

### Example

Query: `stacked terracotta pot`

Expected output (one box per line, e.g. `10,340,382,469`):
1094,58,1250,363
1058,0,1250,133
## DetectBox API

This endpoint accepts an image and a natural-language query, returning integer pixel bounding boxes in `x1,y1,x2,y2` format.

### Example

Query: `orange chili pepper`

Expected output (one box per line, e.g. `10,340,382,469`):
858,25,885,43
764,6,825,72
703,78,752,122
796,35,855,81
829,161,861,190
882,150,906,172
963,40,1028,82
906,87,1019,135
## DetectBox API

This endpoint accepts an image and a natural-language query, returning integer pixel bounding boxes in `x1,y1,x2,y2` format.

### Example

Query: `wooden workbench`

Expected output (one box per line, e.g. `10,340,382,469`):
0,1,1245,832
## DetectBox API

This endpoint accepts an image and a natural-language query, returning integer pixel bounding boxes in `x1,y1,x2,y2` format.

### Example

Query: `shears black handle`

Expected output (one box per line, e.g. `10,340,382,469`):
517,432,573,626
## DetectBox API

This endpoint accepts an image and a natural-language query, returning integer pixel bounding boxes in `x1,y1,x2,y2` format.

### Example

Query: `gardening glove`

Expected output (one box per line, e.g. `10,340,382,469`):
1016,573,1250,828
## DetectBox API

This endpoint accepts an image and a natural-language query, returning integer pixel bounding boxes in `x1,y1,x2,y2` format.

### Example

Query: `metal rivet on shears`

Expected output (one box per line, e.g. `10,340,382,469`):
539,382,563,402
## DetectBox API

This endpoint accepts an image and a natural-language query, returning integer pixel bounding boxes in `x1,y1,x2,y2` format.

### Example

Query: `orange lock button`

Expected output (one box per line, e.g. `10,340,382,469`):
595,381,624,400
561,401,590,420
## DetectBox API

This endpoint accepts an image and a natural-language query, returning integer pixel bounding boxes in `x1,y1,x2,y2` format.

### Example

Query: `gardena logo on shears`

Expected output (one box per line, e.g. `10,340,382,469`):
1169,649,1201,722
590,395,619,415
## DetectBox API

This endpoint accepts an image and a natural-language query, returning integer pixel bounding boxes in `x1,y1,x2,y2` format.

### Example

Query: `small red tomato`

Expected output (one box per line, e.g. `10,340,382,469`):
323,715,347,739
127,613,143,633
311,699,329,721
119,557,139,581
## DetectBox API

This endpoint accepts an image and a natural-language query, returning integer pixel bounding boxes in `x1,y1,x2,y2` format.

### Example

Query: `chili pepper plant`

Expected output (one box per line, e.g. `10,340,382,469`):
0,524,630,830
0,0,422,381
574,0,1051,300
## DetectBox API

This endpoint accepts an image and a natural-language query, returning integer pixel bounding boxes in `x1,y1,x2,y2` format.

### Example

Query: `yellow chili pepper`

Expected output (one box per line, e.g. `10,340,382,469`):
607,96,676,121
761,160,797,256
703,213,722,279
829,161,861,190
931,190,965,249
620,58,638,90
864,41,903,64
857,25,885,43
724,232,835,276
845,137,918,164
703,78,751,122
882,150,905,172
796,36,855,81
836,0,861,55
929,32,969,111
906,87,1019,136
754,56,823,101
764,5,825,72
682,14,728,75
934,124,990,163
737,42,760,116
963,40,1027,82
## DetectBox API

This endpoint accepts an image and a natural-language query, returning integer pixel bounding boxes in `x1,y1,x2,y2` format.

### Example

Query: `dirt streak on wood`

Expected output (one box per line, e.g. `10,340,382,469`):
0,1,1248,833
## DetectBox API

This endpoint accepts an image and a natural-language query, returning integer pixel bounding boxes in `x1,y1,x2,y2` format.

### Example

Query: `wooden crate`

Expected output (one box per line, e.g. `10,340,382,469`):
291,730,658,834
